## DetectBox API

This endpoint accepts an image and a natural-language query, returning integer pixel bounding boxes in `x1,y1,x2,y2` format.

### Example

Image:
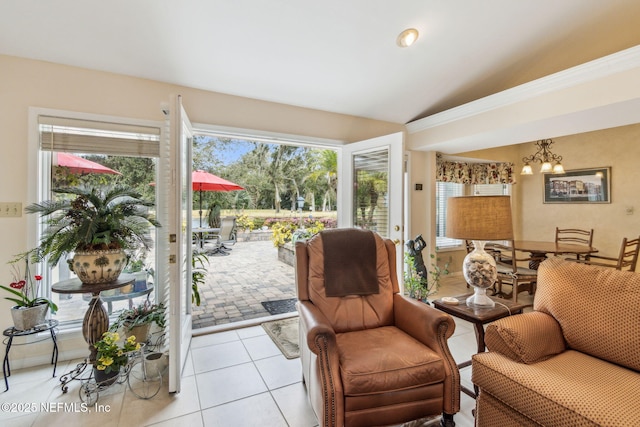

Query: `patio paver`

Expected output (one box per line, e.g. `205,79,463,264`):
192,240,296,329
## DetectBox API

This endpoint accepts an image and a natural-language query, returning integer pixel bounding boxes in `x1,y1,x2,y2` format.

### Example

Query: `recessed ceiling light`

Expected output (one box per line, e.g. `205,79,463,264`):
397,28,419,47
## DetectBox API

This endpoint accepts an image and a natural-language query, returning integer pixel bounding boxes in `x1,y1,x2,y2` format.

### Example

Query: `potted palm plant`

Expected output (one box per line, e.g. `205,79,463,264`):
25,185,161,285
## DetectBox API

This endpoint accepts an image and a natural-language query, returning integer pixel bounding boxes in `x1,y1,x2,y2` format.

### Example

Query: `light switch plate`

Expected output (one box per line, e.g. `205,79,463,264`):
0,202,22,217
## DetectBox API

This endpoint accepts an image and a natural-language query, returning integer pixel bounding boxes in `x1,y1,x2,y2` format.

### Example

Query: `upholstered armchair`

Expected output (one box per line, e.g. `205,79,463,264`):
295,228,460,427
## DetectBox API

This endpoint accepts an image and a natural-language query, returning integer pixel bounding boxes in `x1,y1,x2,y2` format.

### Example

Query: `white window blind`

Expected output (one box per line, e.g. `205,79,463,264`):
436,182,464,249
39,115,160,157
473,183,511,196
436,183,511,249
353,149,390,237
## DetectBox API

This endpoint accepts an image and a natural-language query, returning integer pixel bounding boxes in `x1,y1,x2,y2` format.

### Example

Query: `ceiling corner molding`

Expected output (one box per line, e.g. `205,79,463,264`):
405,44,640,135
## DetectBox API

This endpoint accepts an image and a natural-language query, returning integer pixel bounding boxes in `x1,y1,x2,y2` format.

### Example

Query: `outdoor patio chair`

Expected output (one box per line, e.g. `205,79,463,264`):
295,228,459,427
214,217,237,250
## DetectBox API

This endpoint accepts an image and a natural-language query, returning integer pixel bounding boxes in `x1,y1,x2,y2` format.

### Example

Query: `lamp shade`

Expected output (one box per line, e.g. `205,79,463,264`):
446,196,514,240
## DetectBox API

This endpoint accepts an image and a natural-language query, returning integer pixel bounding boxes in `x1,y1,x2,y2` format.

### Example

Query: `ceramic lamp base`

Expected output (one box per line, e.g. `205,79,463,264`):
463,241,497,308
466,287,495,308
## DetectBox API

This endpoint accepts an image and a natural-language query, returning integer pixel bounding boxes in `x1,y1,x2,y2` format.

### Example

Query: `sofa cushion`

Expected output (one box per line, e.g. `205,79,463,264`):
473,350,640,426
336,326,445,396
305,232,395,333
485,311,566,364
535,257,640,372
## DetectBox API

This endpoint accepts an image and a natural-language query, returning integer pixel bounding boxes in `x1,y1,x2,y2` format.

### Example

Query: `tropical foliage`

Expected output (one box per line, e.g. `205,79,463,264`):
192,136,339,214
191,252,209,306
25,185,161,266
269,217,337,247
404,252,450,302
109,301,166,330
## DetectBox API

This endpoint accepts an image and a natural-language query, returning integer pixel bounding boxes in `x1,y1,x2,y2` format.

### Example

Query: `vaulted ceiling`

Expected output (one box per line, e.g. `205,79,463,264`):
1,1,640,126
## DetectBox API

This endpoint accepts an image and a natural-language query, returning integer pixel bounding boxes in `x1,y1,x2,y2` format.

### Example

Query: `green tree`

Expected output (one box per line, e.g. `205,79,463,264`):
355,170,387,228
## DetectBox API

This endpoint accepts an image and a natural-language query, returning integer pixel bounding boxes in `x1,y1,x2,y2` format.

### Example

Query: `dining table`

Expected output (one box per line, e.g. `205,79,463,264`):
509,240,598,269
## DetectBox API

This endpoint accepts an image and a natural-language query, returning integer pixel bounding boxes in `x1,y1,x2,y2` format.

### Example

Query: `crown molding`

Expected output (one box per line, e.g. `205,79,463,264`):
406,44,640,134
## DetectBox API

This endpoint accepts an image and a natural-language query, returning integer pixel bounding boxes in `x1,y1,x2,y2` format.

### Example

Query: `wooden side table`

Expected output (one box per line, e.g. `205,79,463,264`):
2,319,59,391
433,294,528,397
52,275,133,393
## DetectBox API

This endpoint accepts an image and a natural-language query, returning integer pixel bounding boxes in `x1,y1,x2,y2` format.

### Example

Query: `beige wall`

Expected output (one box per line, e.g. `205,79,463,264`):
0,54,403,367
435,124,640,272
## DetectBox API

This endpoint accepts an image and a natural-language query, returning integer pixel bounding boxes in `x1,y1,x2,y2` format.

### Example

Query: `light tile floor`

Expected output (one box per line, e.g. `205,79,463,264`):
1,277,533,427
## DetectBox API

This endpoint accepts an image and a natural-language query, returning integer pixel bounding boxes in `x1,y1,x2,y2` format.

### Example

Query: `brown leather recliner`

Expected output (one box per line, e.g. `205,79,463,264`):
295,228,460,427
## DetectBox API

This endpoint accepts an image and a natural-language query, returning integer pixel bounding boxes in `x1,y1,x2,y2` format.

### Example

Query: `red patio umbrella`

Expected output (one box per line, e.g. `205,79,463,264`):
192,170,244,227
55,152,121,175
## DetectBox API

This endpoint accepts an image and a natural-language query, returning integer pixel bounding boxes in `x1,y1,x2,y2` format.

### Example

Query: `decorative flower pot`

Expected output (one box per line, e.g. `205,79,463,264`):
144,352,168,375
11,304,48,331
71,248,128,284
93,367,120,387
125,323,151,344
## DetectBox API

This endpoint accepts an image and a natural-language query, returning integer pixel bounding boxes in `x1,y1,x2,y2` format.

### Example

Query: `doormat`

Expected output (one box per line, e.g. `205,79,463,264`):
261,298,298,315
262,317,299,359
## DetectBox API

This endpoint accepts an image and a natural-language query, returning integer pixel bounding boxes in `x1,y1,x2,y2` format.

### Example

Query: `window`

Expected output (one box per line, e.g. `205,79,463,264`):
473,183,511,196
435,182,464,249
353,148,389,237
436,183,511,249
37,114,161,327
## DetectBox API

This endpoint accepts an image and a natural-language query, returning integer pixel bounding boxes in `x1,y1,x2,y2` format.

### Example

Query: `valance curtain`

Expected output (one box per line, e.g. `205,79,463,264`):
436,155,516,185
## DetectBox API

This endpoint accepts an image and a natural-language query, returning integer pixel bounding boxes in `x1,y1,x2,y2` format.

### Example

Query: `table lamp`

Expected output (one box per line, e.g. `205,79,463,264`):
446,196,513,308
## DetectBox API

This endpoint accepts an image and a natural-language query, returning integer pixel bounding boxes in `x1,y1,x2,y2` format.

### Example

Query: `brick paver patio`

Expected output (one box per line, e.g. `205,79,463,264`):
192,239,296,329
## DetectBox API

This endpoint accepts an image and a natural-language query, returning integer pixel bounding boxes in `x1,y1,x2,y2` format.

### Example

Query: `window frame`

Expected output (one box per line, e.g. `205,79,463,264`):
28,107,165,331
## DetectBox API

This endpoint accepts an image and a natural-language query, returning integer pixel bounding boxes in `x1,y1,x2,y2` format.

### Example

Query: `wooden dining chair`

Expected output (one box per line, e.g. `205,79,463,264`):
572,236,640,272
492,241,538,302
555,227,594,259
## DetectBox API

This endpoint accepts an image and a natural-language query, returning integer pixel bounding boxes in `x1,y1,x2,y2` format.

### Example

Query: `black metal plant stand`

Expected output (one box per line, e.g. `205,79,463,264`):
2,319,59,392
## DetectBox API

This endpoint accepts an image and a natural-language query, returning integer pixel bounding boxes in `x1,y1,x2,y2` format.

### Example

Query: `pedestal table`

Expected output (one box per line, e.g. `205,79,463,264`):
52,274,133,392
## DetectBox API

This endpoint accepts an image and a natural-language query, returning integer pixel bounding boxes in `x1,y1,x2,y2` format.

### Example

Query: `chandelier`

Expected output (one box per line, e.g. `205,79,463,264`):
521,139,565,175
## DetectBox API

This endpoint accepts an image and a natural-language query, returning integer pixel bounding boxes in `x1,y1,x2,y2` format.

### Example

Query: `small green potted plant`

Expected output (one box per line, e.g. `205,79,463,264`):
1,257,58,330
404,236,449,304
191,252,209,306
109,301,166,344
94,331,141,385
25,185,160,285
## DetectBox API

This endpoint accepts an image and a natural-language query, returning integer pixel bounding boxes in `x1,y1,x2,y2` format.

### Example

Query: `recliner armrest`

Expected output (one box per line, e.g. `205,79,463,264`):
485,311,566,364
297,300,337,354
394,294,456,349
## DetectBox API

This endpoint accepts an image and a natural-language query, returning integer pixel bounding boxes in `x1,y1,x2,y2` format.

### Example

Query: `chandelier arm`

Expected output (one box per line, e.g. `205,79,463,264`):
522,139,562,164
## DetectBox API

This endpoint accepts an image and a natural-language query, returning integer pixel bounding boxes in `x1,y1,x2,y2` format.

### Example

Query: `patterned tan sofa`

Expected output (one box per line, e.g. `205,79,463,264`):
472,257,640,426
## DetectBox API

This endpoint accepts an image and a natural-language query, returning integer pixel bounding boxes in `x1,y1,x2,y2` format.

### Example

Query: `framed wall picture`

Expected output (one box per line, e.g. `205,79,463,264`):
543,167,611,203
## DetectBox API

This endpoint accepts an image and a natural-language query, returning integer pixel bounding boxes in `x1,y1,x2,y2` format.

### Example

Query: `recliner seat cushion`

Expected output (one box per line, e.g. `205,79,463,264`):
336,326,445,396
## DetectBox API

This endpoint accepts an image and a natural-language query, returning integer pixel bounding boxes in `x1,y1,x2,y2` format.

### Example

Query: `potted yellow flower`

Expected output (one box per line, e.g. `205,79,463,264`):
93,331,140,386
